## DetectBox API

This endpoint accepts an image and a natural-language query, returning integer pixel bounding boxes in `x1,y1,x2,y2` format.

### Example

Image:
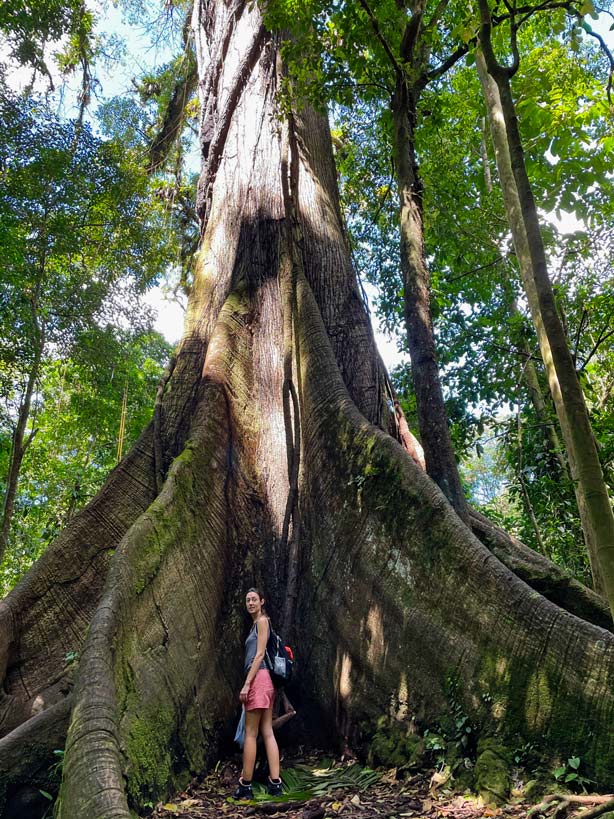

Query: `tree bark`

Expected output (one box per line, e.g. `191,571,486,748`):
0,3,613,817
358,0,466,517
519,338,568,479
469,508,612,631
392,76,468,519
516,411,549,557
475,30,614,617
503,296,569,479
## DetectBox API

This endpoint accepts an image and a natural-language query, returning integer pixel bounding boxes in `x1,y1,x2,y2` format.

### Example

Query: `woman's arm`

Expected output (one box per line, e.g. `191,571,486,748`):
240,617,269,703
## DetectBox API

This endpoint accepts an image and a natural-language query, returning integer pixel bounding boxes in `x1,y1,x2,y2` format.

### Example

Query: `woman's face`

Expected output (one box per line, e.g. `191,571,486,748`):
245,590,263,616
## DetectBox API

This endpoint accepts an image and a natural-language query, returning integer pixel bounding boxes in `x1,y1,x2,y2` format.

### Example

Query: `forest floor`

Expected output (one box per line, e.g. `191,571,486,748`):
150,749,547,819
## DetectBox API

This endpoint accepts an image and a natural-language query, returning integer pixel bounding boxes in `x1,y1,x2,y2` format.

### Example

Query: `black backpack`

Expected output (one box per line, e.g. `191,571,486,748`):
265,624,294,688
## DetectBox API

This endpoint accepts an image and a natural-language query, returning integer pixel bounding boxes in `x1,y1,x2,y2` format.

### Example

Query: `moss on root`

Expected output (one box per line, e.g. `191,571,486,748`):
124,705,175,806
130,445,199,597
476,647,614,785
301,400,614,789
473,738,512,806
367,717,425,769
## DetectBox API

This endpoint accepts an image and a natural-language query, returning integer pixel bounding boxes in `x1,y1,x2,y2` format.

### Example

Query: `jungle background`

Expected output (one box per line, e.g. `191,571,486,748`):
1,1,614,817
1,0,613,598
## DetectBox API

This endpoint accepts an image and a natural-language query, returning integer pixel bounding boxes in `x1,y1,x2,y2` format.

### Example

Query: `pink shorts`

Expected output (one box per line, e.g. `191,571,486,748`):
246,669,275,711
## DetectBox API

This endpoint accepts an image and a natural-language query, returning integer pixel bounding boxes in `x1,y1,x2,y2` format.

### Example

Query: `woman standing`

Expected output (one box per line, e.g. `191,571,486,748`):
234,588,283,800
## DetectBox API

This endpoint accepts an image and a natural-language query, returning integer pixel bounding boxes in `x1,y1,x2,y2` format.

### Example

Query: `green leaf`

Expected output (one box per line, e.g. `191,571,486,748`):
553,766,566,780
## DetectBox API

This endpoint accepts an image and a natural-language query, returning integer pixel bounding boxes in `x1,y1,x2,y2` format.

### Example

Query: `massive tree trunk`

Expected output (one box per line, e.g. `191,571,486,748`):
1,2,614,817
475,22,614,616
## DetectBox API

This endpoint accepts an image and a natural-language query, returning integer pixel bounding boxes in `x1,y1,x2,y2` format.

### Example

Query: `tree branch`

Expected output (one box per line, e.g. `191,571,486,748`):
478,0,516,78
400,3,425,63
508,7,521,77
147,53,198,173
490,342,535,360
22,427,38,454
430,0,576,85
446,255,505,283
595,5,614,20
426,0,450,30
572,306,588,363
146,0,197,173
580,327,614,371
426,42,470,83
357,0,404,78
572,10,614,109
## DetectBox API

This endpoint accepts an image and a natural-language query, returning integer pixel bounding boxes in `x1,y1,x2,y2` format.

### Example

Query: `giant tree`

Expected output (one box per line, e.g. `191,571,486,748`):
1,2,614,818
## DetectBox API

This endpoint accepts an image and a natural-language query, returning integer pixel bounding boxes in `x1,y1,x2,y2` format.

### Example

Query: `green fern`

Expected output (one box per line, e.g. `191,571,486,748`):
227,761,380,805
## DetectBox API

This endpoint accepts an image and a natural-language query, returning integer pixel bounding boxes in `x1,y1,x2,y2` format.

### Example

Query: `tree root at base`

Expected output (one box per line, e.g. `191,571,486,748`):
529,793,614,819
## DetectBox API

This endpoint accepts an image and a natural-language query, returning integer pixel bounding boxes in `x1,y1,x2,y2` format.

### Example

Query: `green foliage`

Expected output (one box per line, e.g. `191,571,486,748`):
0,0,90,76
281,762,380,800
0,89,172,353
552,755,594,790
227,762,380,806
0,329,171,594
298,0,614,583
442,675,477,755
0,89,175,589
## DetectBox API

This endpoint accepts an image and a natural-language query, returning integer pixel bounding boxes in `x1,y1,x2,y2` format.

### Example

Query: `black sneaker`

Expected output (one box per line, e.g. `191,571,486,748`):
267,777,283,797
233,778,253,800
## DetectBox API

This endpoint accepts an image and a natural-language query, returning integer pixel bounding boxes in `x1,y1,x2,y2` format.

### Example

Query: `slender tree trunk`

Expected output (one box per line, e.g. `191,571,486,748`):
506,298,569,477
358,0,466,515
1,4,614,818
520,347,568,477
480,115,492,193
483,136,566,479
0,327,45,564
392,77,468,519
516,412,549,557
476,37,614,617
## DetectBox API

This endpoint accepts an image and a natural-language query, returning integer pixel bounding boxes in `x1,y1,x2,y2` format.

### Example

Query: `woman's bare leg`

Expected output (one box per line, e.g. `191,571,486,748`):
260,704,280,779
242,708,263,781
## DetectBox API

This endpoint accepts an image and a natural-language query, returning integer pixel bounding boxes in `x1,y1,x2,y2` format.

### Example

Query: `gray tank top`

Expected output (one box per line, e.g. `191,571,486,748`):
244,619,269,674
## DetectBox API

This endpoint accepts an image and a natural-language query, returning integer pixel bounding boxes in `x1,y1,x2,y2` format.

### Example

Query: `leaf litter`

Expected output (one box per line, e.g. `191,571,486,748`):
151,750,533,819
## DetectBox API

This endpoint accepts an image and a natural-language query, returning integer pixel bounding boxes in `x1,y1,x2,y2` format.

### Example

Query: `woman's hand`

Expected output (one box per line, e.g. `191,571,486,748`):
240,683,250,704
